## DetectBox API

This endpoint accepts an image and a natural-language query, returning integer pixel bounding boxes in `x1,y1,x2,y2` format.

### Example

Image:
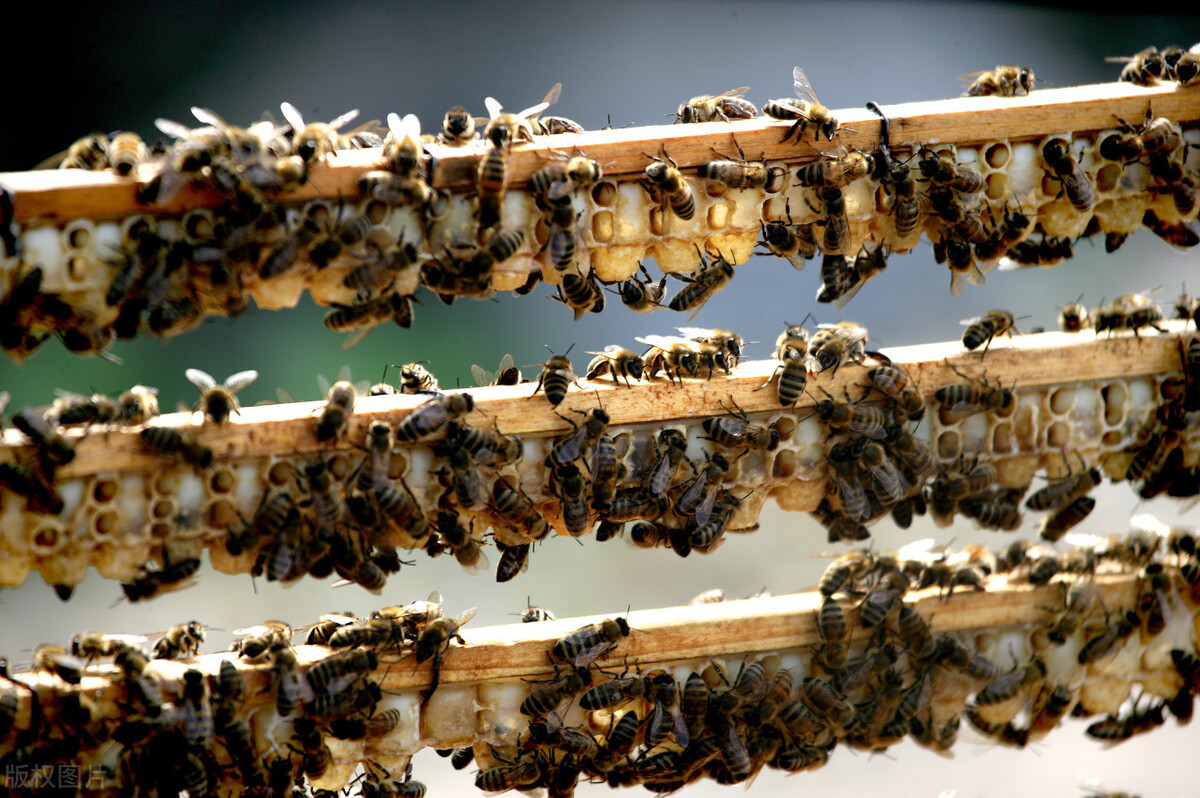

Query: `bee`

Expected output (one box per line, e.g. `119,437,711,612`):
961,65,1036,96
934,365,1014,420
760,202,818,270
394,392,475,442
233,620,293,660
806,321,867,375
358,168,433,209
107,131,146,177
555,271,605,319
1042,138,1094,213
637,335,698,383
1093,291,1166,336
815,596,850,668
642,150,696,221
1171,45,1200,85
1077,609,1140,665
973,658,1046,706
796,148,876,189
414,604,478,706
306,648,378,694
533,345,578,406
483,92,551,150
475,759,543,793
11,408,76,470
471,353,520,387
677,326,743,365
45,132,109,170
961,309,1017,354
436,511,490,575
122,551,202,601
676,87,757,123
763,66,839,142
179,668,215,745
1107,47,1167,85
456,422,521,468
1142,208,1200,250
392,361,439,395
799,676,855,729
645,428,689,498
766,342,808,407
1101,112,1181,163
617,263,668,312
974,205,1030,263
226,490,293,557
552,617,632,667
581,673,650,711
868,364,925,421
152,621,205,660
702,403,779,451
32,643,86,684
853,437,907,504
1059,296,1090,332
584,346,644,387
667,249,735,321
675,452,730,525
1026,466,1103,512
644,670,689,748
1149,153,1200,218
1086,702,1167,743
280,102,361,165
918,148,984,194
815,186,850,255
315,379,356,442
492,477,549,541
476,146,508,232
1001,233,1071,268
1039,495,1097,542
292,717,332,779
440,106,476,146
185,368,257,425
813,394,888,440
530,156,603,202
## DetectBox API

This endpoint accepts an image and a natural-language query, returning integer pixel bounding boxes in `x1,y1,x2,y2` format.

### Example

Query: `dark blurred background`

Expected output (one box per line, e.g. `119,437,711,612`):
2,3,1200,795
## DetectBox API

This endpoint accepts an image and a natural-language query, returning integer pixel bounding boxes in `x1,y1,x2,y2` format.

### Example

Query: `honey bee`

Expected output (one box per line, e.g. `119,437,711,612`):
556,272,606,319
1026,465,1103,512
152,621,206,659
306,648,378,694
763,66,839,142
676,87,757,123
799,676,855,729
817,186,850,255
868,364,925,421
961,309,1017,354
492,477,549,541
1101,111,1181,163
139,426,213,468
796,148,877,189
470,353,520,388
766,341,808,407
476,146,508,232
545,202,579,271
107,131,146,176
315,379,356,442
918,148,984,194
414,604,478,706
232,620,293,660
1078,609,1140,664
592,438,619,512
960,65,1036,96
700,144,783,191
394,392,475,442
279,102,361,165
1039,495,1097,542
185,368,257,424
42,132,109,170
436,432,489,509
1093,291,1166,336
1142,209,1200,250
530,156,603,202
703,403,779,451
667,249,735,321
1149,153,1199,218
552,617,632,667
636,335,698,383
1059,296,1090,332
617,263,667,312
11,408,76,471
815,596,850,668
533,345,578,406
494,541,530,583
806,322,868,375
934,364,1014,420
642,150,696,221
1042,138,1094,213
760,200,818,270
483,93,550,150
1107,47,1167,85
435,511,490,575
584,346,644,386
439,106,476,146
121,550,202,602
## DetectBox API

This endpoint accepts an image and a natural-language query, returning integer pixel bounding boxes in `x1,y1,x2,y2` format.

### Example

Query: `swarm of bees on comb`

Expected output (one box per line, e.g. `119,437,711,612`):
2,528,1200,796
1,48,1200,796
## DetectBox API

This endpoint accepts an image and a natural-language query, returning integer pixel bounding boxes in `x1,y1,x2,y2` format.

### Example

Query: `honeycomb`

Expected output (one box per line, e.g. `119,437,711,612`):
1,530,1197,795
0,84,1197,358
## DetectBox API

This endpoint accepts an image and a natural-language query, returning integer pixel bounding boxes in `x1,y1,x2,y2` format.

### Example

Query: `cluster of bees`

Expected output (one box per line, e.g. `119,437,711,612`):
1111,44,1200,87
1,58,1196,361
0,592,488,797
7,525,1197,796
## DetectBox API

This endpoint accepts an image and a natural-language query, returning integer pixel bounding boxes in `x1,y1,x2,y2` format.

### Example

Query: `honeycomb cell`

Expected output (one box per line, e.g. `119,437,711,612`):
92,478,119,504
591,210,614,243
94,510,119,537
207,499,239,528
67,256,89,282
154,471,181,496
210,469,236,495
1047,421,1070,448
985,142,1010,169
30,524,63,553
985,173,1008,200
1095,163,1122,193
707,202,730,230
591,182,617,206
183,210,215,240
151,498,176,521
268,461,293,486
991,423,1014,454
364,200,389,225
937,429,961,460
1049,388,1074,415
772,449,798,479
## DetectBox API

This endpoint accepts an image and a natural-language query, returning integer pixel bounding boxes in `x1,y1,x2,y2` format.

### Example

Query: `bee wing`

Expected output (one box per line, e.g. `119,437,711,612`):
397,113,421,141
1129,513,1171,538
191,107,231,130
949,270,966,298
832,279,867,310
327,109,361,132
341,325,379,350
316,374,332,397
694,486,721,526
792,67,821,104
497,353,517,375
540,82,563,108
675,326,714,340
517,101,551,121
224,370,260,394
484,97,504,120
897,537,943,562
155,117,194,140
471,364,495,387
964,263,986,287
959,315,986,326
185,368,217,392
452,606,480,630
279,102,306,132
956,70,992,81
634,334,687,351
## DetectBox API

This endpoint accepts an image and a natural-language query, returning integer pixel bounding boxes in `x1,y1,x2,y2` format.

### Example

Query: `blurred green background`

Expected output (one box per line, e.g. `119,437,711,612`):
2,2,1200,796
